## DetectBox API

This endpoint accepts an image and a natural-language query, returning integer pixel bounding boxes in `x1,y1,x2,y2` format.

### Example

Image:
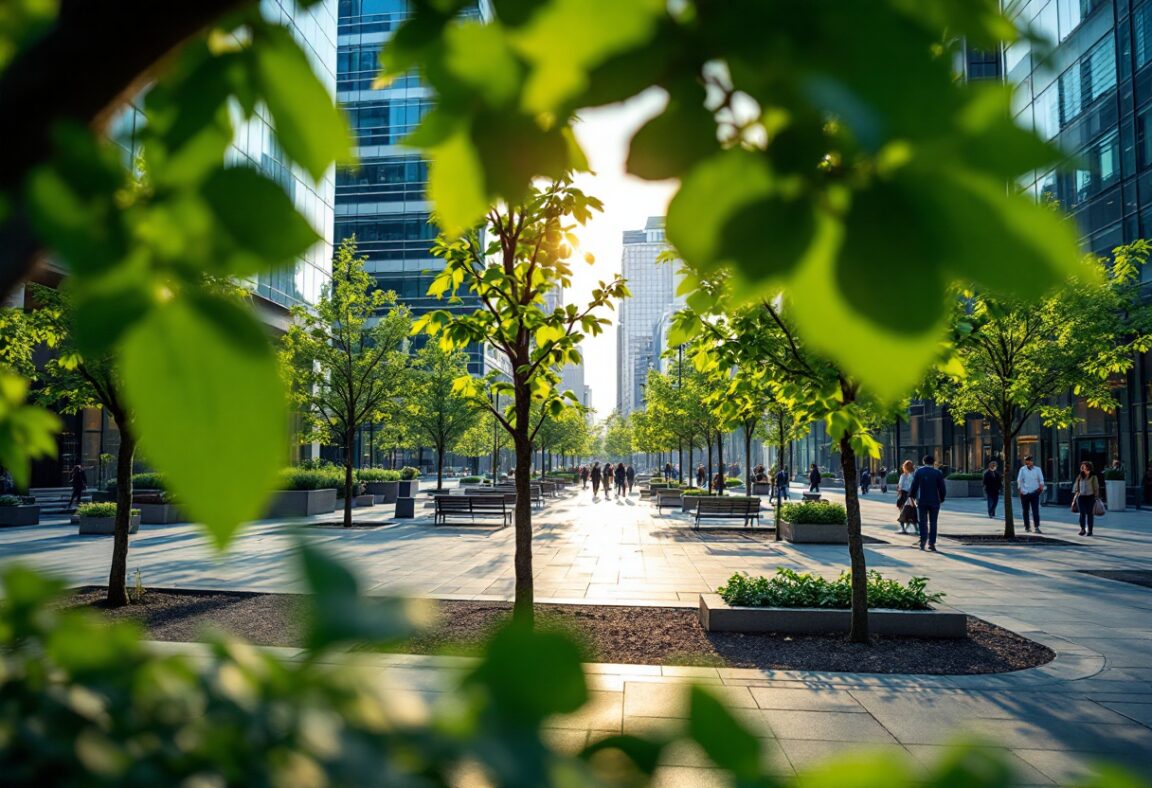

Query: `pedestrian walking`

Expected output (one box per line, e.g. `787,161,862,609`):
67,464,87,511
591,462,602,497
614,463,626,498
1072,461,1100,536
909,454,946,552
580,465,589,490
982,461,1002,518
713,471,726,495
625,464,636,494
696,464,706,488
808,464,821,493
774,466,790,503
663,461,673,482
895,459,916,533
879,466,888,494
859,467,871,495
1016,455,1045,533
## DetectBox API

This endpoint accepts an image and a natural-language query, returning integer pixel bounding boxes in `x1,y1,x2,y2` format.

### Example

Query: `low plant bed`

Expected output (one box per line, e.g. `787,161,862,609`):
941,533,1082,546
0,497,40,526
77,503,141,535
699,595,966,638
266,488,338,518
1077,570,1152,589
71,590,1054,674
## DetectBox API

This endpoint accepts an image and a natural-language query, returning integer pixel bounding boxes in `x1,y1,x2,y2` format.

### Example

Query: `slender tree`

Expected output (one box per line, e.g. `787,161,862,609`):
404,343,479,490
416,180,627,626
281,238,412,528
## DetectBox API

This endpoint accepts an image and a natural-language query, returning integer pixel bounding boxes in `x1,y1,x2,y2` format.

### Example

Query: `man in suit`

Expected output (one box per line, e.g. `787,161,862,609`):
909,454,947,552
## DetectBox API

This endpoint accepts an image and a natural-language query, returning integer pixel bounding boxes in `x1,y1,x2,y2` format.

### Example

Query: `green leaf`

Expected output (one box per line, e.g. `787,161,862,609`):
468,622,587,723
721,195,815,281
251,25,351,181
688,686,762,780
472,110,568,204
428,124,488,236
70,263,155,356
203,167,320,267
119,296,287,548
666,150,774,270
426,22,523,106
582,734,667,775
0,372,61,490
626,80,716,180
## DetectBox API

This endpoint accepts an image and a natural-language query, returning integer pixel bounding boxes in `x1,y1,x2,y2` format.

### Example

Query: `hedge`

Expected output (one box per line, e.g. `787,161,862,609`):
77,503,140,518
778,500,847,524
717,568,945,610
357,469,401,482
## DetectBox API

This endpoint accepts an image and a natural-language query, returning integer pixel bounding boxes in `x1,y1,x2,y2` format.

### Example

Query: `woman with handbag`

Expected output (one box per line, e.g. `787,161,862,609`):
1072,461,1100,536
896,460,916,533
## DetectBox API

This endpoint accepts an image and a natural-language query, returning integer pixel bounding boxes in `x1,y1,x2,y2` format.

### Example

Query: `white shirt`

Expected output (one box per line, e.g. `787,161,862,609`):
1017,465,1045,494
898,472,914,492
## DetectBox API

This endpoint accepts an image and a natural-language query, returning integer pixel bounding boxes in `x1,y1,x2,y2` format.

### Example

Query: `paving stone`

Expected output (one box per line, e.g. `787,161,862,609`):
750,687,866,713
759,709,898,743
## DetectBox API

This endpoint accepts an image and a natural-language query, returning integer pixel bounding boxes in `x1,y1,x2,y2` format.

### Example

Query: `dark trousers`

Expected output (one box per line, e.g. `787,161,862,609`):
67,486,84,508
918,504,940,547
1078,495,1095,533
986,492,999,517
1020,491,1041,529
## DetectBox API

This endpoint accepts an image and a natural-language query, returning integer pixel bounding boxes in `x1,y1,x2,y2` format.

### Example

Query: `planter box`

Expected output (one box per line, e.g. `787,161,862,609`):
352,494,375,508
967,481,984,497
395,497,416,518
1105,479,1126,511
78,514,141,535
137,503,186,524
752,482,774,497
90,490,116,503
698,594,967,639
397,480,419,498
266,488,338,518
682,496,705,513
779,520,848,544
365,480,400,504
0,505,40,526
944,479,970,499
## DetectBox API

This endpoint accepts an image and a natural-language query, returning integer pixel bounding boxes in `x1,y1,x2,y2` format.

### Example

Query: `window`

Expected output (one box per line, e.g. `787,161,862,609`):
1138,105,1152,170
1137,3,1152,68
346,99,432,146
1071,130,1119,204
336,156,428,201
1034,84,1060,140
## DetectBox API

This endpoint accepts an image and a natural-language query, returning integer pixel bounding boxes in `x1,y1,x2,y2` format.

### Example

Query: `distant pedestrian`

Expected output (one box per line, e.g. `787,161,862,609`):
879,466,888,494
895,459,916,533
614,463,627,498
1072,461,1099,536
859,467,871,495
774,466,790,503
696,464,706,488
663,461,673,481
713,471,726,495
1016,455,1045,533
808,464,821,494
591,462,602,496
67,464,87,510
580,465,589,490
982,461,1002,519
626,464,635,494
909,455,946,552
753,465,768,483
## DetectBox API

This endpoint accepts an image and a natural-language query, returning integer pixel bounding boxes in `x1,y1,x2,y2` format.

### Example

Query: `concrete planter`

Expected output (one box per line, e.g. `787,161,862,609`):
352,494,375,508
0,505,40,526
1105,479,1126,511
698,594,966,639
365,480,400,504
752,482,773,497
681,496,705,513
397,480,419,498
944,479,970,499
79,514,141,535
137,503,186,524
779,520,848,544
395,497,416,518
266,489,338,518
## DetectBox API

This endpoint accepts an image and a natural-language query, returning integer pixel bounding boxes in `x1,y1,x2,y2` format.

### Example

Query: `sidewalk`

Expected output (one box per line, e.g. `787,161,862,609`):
3,482,1151,783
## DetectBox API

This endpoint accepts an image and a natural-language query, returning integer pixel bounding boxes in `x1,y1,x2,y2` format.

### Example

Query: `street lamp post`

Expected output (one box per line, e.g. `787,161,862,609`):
677,344,683,483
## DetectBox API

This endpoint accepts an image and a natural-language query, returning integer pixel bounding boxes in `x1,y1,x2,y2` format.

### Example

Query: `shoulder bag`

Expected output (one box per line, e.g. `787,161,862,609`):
1094,497,1106,517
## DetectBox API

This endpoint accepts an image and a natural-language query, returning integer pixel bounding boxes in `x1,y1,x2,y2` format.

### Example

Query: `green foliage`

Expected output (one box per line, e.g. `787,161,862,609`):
717,569,944,611
398,466,421,480
779,501,848,525
946,472,982,481
0,370,60,489
459,475,483,484
600,410,633,458
402,342,480,485
276,467,343,491
76,502,139,518
1103,468,1126,481
356,468,401,482
0,494,23,506
130,472,165,490
383,0,1080,399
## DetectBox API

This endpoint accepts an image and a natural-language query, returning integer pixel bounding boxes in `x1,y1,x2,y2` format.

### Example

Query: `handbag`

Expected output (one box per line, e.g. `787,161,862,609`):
900,501,918,524
1094,498,1106,517
1071,493,1079,513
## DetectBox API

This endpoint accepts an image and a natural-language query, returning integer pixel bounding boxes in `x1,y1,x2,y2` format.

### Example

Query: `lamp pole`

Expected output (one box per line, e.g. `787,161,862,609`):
677,344,684,482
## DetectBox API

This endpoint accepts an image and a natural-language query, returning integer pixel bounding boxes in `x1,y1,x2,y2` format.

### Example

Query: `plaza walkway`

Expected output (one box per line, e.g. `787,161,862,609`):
2,482,1151,783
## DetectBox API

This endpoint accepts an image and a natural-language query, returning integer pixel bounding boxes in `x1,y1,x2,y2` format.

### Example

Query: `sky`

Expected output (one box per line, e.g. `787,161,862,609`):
568,89,677,421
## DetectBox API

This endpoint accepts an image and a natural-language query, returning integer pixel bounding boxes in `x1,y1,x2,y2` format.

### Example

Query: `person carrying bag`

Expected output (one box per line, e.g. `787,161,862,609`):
1071,461,1104,536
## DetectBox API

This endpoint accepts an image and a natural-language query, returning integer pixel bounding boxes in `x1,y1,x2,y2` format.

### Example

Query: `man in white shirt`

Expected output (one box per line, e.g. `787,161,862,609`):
1016,455,1045,533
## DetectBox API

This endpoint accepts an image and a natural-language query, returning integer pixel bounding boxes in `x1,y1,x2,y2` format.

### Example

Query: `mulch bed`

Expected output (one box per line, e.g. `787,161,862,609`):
70,590,1053,675
1078,570,1152,589
941,534,1081,546
306,521,395,529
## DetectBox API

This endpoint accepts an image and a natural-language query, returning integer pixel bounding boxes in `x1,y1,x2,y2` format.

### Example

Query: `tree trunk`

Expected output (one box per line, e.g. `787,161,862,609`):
744,424,753,492
1003,423,1017,539
343,430,354,528
706,438,713,493
716,432,724,494
436,440,444,490
775,430,786,542
106,427,136,608
838,434,869,643
512,389,534,628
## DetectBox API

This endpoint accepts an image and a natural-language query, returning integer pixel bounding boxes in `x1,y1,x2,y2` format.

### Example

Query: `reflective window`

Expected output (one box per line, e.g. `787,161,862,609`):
1137,3,1152,67
1071,130,1120,204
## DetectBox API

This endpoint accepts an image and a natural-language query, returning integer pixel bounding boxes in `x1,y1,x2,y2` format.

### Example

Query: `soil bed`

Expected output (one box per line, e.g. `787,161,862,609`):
942,534,1081,546
71,590,1053,675
1078,570,1152,589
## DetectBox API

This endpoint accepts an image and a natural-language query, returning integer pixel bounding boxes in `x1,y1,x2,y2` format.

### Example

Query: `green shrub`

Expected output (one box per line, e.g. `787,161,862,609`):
76,503,141,518
946,472,981,480
887,471,900,484
1103,468,1125,480
277,467,343,491
399,466,421,480
717,568,945,610
0,495,22,507
778,501,847,524
726,479,744,488
357,468,401,482
132,472,165,490
460,476,483,484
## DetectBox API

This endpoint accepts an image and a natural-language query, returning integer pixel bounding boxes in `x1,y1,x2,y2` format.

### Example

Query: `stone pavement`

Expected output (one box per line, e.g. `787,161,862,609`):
3,482,1152,783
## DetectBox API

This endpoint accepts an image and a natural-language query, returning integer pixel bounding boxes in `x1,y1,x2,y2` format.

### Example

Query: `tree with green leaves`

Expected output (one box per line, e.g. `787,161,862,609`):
415,180,627,625
280,238,412,528
936,242,1152,538
404,342,479,490
601,411,633,461
644,362,722,488
535,402,589,470
453,406,511,479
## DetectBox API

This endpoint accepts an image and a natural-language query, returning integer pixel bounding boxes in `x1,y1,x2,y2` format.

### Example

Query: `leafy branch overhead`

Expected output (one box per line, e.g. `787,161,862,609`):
383,0,1080,400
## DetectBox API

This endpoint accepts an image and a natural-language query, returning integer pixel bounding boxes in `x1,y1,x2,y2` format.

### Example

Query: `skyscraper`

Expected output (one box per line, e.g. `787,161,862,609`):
616,217,679,415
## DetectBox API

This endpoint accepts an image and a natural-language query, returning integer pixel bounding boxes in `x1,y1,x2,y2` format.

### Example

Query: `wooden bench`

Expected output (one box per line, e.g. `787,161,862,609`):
802,492,823,502
493,483,543,506
434,495,511,527
464,489,517,504
694,497,762,529
655,489,683,513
